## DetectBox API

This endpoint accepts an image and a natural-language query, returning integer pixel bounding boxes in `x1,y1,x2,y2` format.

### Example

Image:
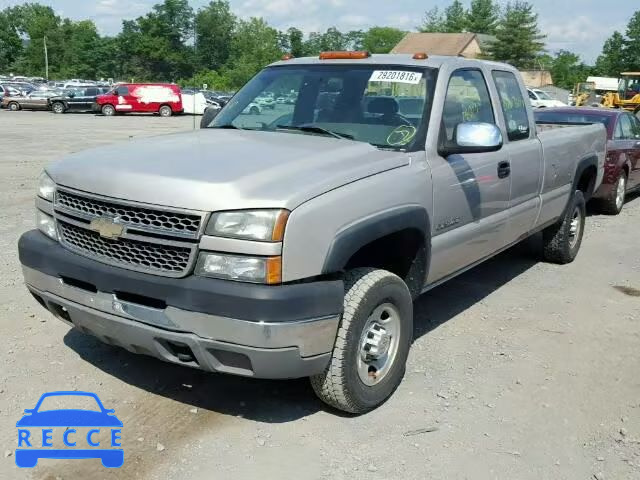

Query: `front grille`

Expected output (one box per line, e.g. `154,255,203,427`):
56,189,202,238
58,220,193,276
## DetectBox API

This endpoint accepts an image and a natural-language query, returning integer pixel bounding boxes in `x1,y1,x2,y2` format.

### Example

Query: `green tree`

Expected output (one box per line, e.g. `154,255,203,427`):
444,0,468,32
486,1,546,68
286,27,305,57
59,19,102,79
419,7,446,33
361,27,405,53
467,0,499,34
0,9,23,71
8,3,64,77
594,31,627,76
226,17,282,87
623,10,640,71
195,1,236,71
548,50,592,90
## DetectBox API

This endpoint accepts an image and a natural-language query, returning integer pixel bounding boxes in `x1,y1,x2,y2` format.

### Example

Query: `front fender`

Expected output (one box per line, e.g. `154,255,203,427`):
321,206,430,274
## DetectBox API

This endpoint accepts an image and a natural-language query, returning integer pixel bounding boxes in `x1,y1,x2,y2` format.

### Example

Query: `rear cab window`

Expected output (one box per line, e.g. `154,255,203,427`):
492,71,531,141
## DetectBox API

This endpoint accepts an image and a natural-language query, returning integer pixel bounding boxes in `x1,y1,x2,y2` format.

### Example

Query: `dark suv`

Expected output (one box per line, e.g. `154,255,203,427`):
49,87,110,114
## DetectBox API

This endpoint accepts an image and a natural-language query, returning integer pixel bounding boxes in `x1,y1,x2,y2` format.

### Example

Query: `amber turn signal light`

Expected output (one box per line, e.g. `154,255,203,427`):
319,51,371,60
265,256,282,285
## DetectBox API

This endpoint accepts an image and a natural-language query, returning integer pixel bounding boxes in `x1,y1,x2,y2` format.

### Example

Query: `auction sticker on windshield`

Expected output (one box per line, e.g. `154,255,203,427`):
369,71,423,84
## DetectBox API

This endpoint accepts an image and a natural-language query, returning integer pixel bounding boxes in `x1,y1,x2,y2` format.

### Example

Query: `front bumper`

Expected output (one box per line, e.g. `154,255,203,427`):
19,231,343,379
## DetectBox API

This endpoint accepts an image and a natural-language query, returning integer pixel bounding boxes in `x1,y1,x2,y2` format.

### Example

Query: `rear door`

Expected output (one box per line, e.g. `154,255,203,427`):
427,68,512,283
625,114,640,188
492,70,544,243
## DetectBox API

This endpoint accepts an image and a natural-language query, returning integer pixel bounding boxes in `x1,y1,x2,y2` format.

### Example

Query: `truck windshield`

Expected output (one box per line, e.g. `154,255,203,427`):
207,64,437,150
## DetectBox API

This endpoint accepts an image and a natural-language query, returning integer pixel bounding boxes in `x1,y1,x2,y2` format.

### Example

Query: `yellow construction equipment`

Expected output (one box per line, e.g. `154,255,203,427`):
601,72,640,117
572,82,597,107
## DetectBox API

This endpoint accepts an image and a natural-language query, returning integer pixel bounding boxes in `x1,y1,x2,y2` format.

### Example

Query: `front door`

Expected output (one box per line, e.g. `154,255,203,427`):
492,70,544,243
428,68,512,283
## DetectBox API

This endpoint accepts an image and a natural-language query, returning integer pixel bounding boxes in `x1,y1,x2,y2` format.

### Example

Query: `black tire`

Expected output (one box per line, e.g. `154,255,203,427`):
249,106,260,115
599,172,627,215
101,104,116,116
159,105,172,117
200,107,218,128
8,102,20,111
542,190,586,264
52,102,65,114
310,268,413,414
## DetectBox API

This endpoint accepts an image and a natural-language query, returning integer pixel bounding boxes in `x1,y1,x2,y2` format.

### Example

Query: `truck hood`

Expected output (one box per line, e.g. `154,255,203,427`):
47,129,409,212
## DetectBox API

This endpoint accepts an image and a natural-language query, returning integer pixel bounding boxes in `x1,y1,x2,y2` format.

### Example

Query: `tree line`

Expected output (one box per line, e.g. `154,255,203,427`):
0,0,638,91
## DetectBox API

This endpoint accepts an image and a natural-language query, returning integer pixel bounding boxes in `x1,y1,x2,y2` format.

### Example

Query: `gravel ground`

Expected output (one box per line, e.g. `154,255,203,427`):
0,110,638,480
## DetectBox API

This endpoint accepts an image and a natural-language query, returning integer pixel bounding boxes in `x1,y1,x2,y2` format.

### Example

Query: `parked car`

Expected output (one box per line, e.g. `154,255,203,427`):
0,84,22,106
181,92,213,115
96,83,183,117
19,54,605,414
5,82,36,95
255,95,275,109
535,107,640,214
48,87,110,114
2,90,61,111
527,88,566,108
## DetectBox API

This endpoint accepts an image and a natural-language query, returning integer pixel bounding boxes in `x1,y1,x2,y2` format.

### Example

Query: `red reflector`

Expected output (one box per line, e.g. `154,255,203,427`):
281,54,294,61
413,52,428,60
319,51,371,60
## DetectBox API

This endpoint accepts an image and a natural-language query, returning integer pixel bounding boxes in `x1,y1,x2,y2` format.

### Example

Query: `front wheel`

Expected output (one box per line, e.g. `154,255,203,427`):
159,105,172,117
8,102,20,111
101,104,116,116
542,190,586,264
51,102,65,114
310,268,413,414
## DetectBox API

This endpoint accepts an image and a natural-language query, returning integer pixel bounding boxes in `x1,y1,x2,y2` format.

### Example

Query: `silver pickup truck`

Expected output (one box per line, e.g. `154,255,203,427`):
19,53,606,413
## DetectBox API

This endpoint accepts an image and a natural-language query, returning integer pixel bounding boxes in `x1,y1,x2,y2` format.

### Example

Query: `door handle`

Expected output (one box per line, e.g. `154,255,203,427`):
497,161,511,179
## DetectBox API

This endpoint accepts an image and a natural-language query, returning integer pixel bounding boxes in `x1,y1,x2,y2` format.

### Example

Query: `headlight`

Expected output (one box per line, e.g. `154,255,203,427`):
206,209,289,242
36,210,57,240
195,252,281,284
38,171,56,201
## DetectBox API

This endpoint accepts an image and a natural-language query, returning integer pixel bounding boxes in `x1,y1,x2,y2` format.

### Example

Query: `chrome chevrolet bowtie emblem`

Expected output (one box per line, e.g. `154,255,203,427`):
89,216,124,239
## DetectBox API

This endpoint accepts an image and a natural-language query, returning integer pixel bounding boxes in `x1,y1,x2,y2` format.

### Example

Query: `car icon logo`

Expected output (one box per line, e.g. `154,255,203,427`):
15,391,123,468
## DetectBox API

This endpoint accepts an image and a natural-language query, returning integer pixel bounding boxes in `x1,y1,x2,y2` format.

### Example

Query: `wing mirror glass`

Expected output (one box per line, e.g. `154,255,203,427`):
440,122,503,156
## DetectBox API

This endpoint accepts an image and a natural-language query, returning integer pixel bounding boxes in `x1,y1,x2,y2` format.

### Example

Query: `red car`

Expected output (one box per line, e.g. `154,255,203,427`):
535,108,640,214
95,83,183,117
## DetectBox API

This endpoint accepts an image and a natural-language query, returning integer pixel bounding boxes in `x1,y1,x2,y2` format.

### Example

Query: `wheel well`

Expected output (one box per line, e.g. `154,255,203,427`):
576,165,597,199
159,104,172,111
344,229,427,298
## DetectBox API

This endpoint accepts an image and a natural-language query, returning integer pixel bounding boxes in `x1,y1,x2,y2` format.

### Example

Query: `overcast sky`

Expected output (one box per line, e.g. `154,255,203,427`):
0,0,632,64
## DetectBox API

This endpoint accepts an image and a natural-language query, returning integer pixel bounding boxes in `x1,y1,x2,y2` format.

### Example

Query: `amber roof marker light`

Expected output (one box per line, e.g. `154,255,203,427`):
413,52,428,60
281,54,295,61
319,51,371,60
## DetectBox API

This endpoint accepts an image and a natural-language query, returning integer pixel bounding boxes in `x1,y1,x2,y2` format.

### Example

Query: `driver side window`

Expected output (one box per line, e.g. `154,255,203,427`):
441,69,494,143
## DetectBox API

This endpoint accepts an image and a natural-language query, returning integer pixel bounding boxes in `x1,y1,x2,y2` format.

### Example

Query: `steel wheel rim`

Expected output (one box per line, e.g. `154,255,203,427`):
616,176,626,210
568,206,582,249
357,303,401,386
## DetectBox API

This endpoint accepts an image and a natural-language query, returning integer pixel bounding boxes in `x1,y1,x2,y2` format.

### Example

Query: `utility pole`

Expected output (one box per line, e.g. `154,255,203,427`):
43,36,49,80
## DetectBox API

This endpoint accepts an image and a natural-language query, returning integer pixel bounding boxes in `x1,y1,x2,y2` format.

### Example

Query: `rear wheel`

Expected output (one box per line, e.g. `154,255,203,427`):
52,102,65,114
101,104,116,116
159,105,172,117
249,106,260,115
8,102,20,111
310,268,413,414
600,173,627,215
542,190,586,264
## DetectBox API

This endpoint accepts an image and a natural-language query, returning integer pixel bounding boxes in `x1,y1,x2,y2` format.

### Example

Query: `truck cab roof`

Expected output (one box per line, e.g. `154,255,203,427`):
269,53,518,72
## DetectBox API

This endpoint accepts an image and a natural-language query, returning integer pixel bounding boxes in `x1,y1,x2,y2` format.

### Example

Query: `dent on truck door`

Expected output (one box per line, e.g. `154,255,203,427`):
427,69,511,284
492,70,544,243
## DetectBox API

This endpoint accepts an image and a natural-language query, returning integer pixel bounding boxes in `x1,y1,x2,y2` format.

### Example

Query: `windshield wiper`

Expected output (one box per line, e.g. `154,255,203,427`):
276,125,354,140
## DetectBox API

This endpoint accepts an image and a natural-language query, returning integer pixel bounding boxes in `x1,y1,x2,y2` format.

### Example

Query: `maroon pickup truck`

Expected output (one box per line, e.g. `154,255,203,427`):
535,108,640,214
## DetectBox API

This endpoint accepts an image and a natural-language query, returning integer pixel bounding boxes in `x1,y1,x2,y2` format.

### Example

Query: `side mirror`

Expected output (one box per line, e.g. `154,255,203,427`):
440,122,503,156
